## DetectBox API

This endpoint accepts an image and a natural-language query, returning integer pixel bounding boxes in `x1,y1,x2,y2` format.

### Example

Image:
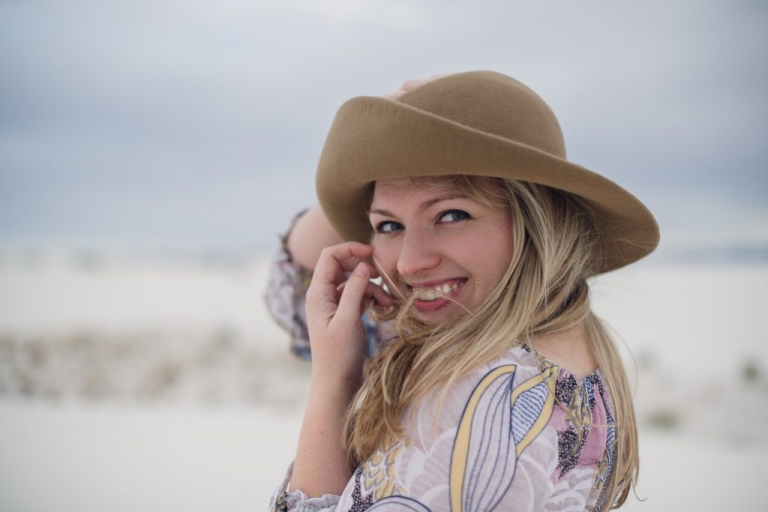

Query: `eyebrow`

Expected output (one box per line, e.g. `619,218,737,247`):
369,193,471,217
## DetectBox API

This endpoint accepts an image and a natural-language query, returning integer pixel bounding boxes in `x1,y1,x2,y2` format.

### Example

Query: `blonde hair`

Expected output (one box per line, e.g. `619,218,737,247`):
343,176,638,509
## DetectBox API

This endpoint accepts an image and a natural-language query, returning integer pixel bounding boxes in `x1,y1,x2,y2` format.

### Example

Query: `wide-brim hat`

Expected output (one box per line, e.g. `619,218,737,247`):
316,71,659,273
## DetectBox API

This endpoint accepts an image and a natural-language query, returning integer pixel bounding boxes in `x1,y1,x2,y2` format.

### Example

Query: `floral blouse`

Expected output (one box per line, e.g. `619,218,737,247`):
264,221,618,512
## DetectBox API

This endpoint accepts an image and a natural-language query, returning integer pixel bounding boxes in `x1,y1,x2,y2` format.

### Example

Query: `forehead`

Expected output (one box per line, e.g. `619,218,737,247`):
371,176,465,204
370,176,511,214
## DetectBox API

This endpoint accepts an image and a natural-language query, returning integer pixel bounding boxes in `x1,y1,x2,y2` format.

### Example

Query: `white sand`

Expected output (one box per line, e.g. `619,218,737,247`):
0,402,765,511
0,254,766,510
0,401,304,512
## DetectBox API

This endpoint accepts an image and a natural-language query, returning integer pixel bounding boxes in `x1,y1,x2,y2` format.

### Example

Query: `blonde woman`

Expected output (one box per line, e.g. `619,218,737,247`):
265,71,659,511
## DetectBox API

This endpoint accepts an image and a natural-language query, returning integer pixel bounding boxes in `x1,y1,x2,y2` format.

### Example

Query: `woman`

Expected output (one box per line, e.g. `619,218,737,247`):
266,71,659,511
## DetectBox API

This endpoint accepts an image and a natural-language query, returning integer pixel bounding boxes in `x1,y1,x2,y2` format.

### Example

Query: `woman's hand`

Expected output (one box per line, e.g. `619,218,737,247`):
305,242,392,390
291,242,392,496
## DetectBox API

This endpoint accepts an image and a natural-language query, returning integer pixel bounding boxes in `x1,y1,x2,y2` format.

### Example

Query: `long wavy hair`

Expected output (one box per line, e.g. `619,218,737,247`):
342,175,638,509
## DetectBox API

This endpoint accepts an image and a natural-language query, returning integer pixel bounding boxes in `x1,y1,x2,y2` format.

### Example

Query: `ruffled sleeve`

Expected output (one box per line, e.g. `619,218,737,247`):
269,463,341,512
263,212,314,360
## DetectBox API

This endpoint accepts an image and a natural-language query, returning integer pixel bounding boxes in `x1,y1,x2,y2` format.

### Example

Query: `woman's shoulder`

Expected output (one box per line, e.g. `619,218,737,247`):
387,342,615,511
490,341,611,413
407,342,611,434
487,342,615,449
464,343,616,508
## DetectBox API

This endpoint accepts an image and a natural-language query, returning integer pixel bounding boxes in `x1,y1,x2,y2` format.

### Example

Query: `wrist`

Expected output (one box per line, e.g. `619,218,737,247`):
310,351,365,396
309,372,362,406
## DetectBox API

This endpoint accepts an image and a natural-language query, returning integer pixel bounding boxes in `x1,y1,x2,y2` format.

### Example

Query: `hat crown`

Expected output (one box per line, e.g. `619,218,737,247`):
397,71,567,159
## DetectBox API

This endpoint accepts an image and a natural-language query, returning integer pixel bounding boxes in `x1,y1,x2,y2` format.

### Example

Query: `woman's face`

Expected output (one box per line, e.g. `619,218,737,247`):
369,177,515,324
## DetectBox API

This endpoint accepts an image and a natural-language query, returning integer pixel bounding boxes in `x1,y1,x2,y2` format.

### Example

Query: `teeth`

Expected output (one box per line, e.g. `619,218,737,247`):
414,281,461,301
417,289,437,301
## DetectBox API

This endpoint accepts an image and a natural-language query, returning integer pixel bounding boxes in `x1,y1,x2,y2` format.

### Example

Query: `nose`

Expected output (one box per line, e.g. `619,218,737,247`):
396,231,441,278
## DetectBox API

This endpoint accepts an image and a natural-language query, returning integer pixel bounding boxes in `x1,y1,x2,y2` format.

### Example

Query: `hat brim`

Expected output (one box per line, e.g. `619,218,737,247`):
317,96,659,273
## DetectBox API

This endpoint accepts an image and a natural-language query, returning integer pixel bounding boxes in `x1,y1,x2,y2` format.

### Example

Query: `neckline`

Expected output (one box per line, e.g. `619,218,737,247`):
515,340,602,383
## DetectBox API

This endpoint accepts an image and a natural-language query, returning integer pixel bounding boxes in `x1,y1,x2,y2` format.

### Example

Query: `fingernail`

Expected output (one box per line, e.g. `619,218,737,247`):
353,262,367,276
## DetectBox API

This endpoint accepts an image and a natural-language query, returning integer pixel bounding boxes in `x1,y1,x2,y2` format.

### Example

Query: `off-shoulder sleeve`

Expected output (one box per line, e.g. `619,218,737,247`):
263,211,390,360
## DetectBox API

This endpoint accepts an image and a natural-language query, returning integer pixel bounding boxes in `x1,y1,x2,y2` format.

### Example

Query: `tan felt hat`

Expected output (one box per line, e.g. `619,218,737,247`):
316,71,659,273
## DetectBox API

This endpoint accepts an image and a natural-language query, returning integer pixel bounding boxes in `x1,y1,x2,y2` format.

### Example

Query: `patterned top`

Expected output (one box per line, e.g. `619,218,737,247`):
264,226,618,512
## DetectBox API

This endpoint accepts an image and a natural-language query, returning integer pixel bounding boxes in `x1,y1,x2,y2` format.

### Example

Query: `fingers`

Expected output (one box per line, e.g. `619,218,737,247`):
335,263,372,324
401,79,423,92
313,243,378,288
307,242,378,316
366,281,393,307
337,281,393,305
382,76,450,100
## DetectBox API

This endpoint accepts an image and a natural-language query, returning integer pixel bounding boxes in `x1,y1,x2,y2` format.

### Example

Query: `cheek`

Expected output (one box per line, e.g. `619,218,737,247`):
464,225,514,287
371,243,400,283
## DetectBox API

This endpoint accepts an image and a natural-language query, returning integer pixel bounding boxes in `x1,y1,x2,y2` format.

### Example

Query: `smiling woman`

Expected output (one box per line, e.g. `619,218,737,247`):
369,177,514,321
264,71,659,512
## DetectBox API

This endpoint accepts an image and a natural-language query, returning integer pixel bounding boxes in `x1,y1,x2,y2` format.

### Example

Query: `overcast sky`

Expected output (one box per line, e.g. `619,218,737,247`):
1,0,766,258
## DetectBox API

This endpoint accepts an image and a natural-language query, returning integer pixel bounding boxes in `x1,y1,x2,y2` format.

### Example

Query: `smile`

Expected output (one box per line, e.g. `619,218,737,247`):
410,279,466,302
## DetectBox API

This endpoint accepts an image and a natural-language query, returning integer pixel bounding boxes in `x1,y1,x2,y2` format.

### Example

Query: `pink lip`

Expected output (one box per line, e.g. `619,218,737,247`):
410,278,467,314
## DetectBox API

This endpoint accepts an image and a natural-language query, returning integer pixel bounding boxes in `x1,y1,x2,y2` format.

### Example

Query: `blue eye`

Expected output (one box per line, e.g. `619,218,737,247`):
375,221,403,234
439,210,471,224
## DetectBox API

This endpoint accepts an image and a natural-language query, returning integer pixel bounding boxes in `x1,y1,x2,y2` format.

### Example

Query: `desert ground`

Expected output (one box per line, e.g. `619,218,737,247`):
0,251,766,511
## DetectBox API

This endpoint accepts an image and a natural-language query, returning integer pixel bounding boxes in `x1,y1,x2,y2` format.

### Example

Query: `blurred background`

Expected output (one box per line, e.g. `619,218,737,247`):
1,1,766,510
